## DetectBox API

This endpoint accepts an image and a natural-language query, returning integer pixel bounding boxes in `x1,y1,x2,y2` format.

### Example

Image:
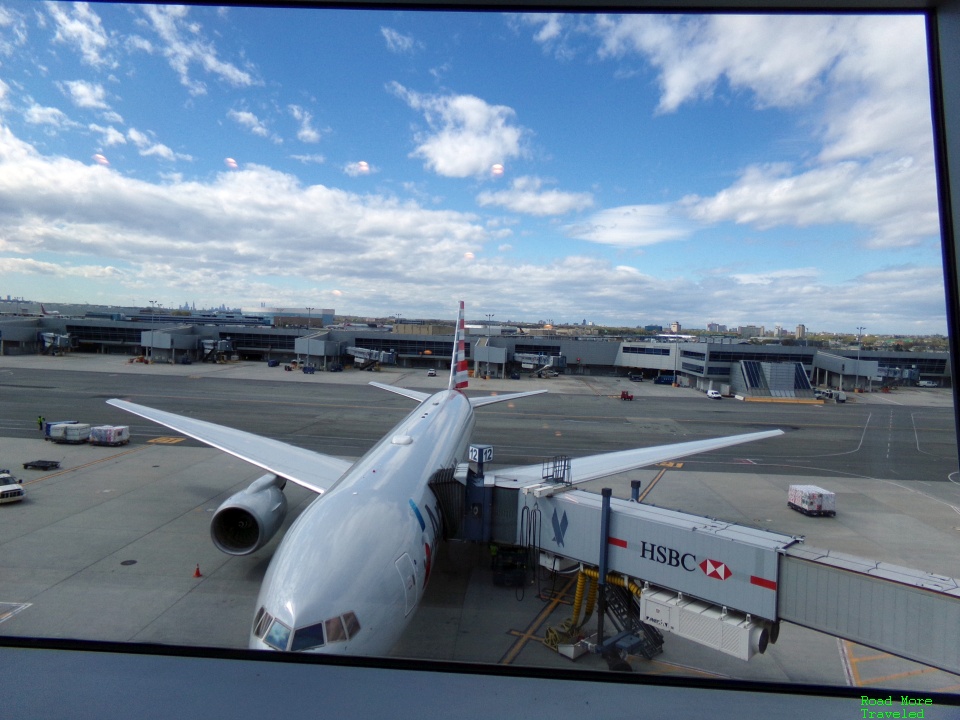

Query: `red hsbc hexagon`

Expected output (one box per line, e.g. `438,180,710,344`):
699,558,732,580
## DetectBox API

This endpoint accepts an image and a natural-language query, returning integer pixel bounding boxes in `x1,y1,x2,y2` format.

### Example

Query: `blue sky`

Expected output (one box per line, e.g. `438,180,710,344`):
0,4,945,333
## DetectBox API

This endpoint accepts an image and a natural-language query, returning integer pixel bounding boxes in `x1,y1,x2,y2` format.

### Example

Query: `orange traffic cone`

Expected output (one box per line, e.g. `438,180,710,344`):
193,564,203,578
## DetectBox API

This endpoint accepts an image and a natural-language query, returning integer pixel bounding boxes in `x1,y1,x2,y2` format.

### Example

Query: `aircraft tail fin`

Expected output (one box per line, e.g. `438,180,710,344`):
448,301,469,392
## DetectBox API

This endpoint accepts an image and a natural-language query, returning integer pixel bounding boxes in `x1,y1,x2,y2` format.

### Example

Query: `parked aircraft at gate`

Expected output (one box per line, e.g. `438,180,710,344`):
107,302,782,655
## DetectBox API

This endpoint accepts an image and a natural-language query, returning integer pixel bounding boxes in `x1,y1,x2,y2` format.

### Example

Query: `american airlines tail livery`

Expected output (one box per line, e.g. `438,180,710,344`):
108,301,781,655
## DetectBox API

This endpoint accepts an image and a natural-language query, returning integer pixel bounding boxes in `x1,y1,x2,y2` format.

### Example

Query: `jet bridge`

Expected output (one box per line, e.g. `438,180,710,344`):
446,449,960,673
346,346,397,365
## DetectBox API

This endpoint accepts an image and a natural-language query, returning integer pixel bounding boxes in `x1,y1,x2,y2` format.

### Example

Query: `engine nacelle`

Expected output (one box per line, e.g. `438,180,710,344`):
211,474,287,556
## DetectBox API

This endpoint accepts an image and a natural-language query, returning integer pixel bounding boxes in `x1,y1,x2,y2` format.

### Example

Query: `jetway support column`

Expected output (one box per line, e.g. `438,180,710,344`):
595,488,612,647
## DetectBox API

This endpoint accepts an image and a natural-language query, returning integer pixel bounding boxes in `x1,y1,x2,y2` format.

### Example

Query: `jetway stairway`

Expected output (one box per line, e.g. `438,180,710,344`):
600,580,665,661
434,445,960,673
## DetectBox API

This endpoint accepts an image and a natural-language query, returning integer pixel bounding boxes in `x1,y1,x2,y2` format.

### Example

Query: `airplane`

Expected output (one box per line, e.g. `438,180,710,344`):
107,302,783,656
40,304,60,316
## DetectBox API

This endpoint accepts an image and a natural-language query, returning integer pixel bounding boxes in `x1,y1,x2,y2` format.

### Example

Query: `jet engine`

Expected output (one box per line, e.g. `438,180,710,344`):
211,474,288,556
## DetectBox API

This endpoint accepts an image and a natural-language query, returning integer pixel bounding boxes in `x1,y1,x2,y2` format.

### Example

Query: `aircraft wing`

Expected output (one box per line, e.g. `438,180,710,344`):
468,389,547,408
107,399,352,495
368,382,431,403
492,429,784,488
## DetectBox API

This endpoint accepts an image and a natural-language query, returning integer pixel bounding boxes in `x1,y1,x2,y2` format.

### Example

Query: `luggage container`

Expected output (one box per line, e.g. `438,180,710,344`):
788,485,836,517
90,425,131,446
48,423,70,442
57,423,91,444
44,420,77,440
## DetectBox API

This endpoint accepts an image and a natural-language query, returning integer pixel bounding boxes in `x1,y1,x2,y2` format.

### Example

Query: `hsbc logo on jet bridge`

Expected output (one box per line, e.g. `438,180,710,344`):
626,539,698,573
608,536,733,581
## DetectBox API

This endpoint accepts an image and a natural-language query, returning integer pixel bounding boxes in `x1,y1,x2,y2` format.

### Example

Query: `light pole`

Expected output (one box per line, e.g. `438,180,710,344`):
856,326,865,391
148,300,157,361
305,307,314,367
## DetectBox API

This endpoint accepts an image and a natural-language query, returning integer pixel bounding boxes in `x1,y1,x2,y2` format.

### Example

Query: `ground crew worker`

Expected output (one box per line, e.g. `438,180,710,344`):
37,415,45,432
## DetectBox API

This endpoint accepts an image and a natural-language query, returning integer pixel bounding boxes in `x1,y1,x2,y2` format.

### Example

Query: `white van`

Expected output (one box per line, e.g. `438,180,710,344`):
918,380,938,388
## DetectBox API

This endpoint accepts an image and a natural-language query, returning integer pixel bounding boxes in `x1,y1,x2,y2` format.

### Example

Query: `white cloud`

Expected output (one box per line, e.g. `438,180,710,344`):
89,123,126,146
586,15,937,251
730,267,820,285
476,176,593,216
381,27,417,53
343,160,373,177
127,127,191,162
523,13,565,44
291,154,325,165
288,105,321,143
389,82,526,178
0,119,945,331
0,124,488,303
682,156,939,249
46,1,115,69
566,204,693,247
58,79,110,110
25,103,69,127
0,6,28,57
593,15,845,114
141,5,256,96
228,109,269,138
0,256,122,279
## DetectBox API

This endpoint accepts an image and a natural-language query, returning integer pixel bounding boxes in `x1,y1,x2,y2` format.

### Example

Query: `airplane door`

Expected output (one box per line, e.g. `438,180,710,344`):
395,553,417,616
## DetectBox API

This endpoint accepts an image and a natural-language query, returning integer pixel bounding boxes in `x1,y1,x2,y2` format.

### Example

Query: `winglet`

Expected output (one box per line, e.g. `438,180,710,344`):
448,300,469,392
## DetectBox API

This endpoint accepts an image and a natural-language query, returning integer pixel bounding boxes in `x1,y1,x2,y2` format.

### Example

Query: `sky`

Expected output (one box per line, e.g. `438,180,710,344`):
0,4,946,333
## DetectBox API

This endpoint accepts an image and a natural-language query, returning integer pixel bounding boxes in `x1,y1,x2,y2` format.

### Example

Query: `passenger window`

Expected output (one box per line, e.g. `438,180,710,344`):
291,623,325,652
264,620,291,651
325,616,347,643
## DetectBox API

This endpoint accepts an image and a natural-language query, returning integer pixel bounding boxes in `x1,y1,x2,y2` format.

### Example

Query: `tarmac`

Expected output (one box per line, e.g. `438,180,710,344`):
1,353,959,695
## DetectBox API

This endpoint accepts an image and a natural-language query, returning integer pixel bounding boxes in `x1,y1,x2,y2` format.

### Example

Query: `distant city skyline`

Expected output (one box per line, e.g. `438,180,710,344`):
0,295,946,339
0,6,945,334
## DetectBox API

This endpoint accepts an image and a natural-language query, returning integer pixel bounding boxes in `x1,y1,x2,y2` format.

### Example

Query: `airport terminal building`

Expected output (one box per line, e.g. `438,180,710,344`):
0,313,949,395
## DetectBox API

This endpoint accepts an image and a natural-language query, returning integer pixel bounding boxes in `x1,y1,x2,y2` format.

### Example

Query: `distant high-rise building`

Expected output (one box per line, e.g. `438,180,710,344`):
670,321,682,333
796,324,806,339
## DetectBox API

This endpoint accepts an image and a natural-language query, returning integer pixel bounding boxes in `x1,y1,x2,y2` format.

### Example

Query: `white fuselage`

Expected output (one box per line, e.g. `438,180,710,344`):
249,389,474,655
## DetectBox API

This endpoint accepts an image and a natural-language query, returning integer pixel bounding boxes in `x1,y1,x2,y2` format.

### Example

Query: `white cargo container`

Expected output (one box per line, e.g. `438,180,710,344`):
48,423,69,442
788,484,836,517
90,425,130,446
57,423,91,444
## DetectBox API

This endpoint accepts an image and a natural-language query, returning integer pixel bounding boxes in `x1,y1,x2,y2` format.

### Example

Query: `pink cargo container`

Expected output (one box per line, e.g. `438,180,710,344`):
89,425,130,446
788,484,836,517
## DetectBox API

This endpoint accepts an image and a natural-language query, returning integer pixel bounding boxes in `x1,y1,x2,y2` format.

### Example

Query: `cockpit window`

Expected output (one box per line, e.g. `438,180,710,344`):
264,619,291,651
342,611,361,639
324,616,347,643
291,612,361,650
253,607,273,639
291,622,325,652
